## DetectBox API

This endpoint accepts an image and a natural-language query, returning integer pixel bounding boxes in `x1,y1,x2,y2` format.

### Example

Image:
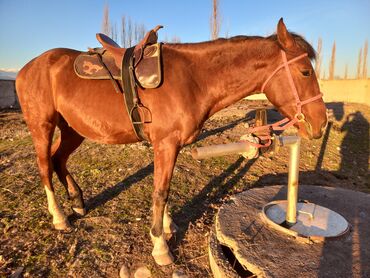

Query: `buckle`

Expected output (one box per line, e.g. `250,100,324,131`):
294,113,305,122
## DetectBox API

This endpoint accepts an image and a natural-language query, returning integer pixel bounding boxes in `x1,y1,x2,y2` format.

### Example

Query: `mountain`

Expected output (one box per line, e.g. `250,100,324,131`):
0,69,18,80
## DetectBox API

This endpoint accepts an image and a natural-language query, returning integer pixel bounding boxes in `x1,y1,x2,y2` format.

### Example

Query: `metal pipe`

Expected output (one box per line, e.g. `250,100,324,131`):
191,141,256,160
279,136,301,225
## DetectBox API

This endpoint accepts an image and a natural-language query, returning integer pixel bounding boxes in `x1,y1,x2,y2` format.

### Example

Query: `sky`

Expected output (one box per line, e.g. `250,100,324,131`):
0,0,369,78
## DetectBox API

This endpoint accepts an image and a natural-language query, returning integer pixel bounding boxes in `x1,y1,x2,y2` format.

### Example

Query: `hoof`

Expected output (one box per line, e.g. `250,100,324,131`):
53,220,72,232
119,264,130,278
72,207,87,216
150,232,174,266
152,249,174,266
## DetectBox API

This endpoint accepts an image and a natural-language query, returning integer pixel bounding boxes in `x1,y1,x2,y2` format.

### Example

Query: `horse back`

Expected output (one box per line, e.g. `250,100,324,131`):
16,48,80,122
16,48,140,144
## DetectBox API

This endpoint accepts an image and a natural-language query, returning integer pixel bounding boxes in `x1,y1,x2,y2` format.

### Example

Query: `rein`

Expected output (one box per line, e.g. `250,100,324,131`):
246,50,323,148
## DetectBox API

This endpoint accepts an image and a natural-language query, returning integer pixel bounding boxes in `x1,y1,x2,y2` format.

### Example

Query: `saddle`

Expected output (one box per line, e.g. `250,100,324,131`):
74,25,164,141
74,25,163,89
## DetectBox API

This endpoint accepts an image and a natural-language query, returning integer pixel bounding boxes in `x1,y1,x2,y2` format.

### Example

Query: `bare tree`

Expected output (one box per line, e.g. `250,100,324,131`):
315,37,322,79
363,40,368,79
101,4,110,36
134,23,139,44
210,0,220,40
163,34,169,43
171,36,181,43
357,47,363,79
110,22,118,42
344,63,348,80
121,16,126,47
120,16,146,47
137,24,146,43
329,41,336,80
127,17,133,47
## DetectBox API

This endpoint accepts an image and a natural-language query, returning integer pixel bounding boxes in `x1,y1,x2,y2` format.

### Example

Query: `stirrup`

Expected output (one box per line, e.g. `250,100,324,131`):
130,104,152,124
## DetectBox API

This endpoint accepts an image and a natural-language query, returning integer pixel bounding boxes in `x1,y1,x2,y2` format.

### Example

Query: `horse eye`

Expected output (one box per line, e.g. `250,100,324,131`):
301,69,312,77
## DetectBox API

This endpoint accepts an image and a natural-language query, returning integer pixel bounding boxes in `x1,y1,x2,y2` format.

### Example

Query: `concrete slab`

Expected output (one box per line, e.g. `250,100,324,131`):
212,185,370,278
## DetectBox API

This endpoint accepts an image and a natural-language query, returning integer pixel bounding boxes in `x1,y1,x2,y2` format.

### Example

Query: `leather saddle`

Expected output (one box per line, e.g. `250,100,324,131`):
74,25,163,89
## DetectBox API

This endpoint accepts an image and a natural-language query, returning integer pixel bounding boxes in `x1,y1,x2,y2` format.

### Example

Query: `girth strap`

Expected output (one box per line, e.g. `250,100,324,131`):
122,47,148,141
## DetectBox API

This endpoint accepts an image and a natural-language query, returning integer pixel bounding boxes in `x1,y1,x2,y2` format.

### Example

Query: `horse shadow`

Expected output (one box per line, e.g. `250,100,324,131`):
255,103,369,277
171,157,257,250
318,105,369,277
197,105,283,142
84,163,154,212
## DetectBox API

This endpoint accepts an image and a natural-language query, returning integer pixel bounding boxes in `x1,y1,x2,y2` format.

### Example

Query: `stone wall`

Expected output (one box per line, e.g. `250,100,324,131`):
0,79,18,109
246,79,370,106
318,79,370,105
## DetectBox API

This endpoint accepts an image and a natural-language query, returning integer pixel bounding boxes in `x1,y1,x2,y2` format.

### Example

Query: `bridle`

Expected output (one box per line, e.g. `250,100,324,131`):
247,50,323,147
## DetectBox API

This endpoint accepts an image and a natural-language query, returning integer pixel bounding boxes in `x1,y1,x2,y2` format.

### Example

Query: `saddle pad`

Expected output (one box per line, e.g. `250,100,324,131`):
74,43,162,89
134,43,162,89
74,50,120,79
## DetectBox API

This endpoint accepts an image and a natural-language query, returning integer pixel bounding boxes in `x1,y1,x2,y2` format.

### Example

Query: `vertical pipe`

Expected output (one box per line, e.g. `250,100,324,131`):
285,137,301,225
255,109,267,129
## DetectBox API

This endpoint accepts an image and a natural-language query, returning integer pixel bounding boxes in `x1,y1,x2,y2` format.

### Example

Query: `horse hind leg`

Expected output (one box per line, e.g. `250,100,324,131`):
28,119,71,231
51,119,86,216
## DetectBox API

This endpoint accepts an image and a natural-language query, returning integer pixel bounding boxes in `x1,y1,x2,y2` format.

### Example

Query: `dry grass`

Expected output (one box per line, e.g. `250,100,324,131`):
0,101,369,277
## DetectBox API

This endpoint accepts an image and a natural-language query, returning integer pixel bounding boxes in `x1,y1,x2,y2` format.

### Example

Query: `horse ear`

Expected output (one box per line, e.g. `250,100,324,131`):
277,18,296,50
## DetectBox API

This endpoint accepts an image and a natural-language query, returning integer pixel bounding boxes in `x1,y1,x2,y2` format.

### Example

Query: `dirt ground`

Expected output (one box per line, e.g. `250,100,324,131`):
0,100,369,277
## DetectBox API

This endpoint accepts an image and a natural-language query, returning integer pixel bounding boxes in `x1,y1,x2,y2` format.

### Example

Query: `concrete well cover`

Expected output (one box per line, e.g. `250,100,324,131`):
213,185,370,278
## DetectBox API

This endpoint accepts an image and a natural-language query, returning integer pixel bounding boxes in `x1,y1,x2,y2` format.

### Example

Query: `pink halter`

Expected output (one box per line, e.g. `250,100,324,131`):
247,50,323,143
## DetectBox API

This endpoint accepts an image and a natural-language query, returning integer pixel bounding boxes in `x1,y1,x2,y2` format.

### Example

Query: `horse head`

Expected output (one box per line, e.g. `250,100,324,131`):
262,19,327,139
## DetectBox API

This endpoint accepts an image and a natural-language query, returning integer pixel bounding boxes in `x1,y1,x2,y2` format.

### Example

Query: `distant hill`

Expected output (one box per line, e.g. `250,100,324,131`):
0,70,18,80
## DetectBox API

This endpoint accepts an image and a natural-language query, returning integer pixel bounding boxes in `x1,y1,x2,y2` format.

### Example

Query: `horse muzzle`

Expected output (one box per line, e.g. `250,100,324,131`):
301,116,327,140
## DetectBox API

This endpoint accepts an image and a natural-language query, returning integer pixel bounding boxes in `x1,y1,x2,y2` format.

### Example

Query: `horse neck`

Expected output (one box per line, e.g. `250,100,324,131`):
170,38,280,117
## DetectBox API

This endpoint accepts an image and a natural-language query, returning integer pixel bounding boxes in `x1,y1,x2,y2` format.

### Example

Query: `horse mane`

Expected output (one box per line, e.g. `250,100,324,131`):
219,33,316,61
168,32,316,61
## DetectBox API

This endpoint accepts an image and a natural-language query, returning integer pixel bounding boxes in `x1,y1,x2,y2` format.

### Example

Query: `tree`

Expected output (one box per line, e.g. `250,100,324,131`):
127,17,133,47
110,22,117,42
101,4,110,36
315,37,322,79
102,6,147,47
121,16,126,47
357,48,363,79
363,40,368,79
171,36,181,43
329,41,336,80
210,0,220,40
137,24,146,43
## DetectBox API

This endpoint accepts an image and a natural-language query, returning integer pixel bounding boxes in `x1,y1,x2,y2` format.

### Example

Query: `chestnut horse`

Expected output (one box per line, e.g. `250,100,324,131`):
16,19,327,265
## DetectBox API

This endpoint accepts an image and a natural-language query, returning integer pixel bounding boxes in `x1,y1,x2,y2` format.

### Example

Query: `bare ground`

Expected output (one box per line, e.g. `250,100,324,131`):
0,100,369,277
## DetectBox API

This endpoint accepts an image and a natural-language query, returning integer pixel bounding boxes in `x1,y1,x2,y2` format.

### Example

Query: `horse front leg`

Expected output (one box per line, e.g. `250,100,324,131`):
163,203,178,235
150,139,179,266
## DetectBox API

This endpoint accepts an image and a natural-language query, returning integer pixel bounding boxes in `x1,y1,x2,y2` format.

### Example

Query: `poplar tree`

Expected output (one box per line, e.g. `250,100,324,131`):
329,41,336,80
315,38,322,79
357,48,363,79
101,4,110,36
363,40,368,79
210,0,220,40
